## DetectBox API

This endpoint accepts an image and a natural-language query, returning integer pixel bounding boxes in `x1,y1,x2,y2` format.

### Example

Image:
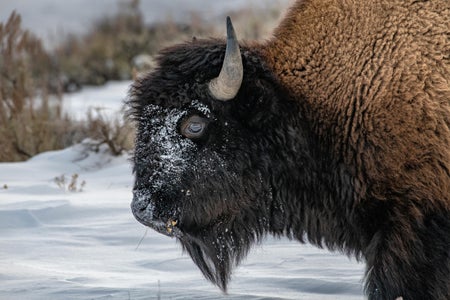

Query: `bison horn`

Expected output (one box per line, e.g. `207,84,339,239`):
208,16,243,101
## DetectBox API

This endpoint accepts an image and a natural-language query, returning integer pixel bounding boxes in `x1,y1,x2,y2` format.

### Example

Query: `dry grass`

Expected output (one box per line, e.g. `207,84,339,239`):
0,12,68,161
0,11,136,162
84,108,135,156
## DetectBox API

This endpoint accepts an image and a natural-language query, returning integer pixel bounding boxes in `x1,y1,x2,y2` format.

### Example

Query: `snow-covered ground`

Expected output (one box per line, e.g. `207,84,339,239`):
0,82,365,299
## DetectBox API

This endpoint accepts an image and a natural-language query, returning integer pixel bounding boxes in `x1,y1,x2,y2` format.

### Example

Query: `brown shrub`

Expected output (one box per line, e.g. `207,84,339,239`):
0,12,69,161
84,108,135,156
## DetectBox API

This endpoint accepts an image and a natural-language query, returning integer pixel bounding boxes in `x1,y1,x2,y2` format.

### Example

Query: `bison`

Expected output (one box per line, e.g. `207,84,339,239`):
128,0,450,299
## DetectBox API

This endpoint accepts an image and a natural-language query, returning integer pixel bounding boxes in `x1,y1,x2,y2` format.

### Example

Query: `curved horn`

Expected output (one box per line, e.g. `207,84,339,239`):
208,16,243,101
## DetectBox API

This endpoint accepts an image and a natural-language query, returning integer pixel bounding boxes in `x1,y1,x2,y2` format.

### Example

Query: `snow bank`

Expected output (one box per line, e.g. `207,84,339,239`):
62,81,131,120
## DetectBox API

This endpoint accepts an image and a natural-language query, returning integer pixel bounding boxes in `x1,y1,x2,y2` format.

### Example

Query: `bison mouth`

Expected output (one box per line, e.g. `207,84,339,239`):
134,213,182,238
131,190,258,292
131,190,183,238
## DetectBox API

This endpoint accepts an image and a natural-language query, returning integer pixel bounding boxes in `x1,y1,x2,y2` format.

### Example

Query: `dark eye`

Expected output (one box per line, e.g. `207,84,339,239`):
181,115,208,139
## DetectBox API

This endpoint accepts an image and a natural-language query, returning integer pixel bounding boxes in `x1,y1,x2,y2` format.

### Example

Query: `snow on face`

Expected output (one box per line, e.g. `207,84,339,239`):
191,99,211,117
138,104,195,191
142,100,211,187
132,100,212,225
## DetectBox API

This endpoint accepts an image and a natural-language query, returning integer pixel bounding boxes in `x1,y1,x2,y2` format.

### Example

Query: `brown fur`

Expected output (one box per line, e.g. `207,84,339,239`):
260,0,450,298
262,1,450,226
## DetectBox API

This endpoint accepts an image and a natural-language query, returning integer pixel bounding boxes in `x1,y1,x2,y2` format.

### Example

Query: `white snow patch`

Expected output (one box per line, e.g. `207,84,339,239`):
191,99,212,117
142,105,195,191
62,81,131,121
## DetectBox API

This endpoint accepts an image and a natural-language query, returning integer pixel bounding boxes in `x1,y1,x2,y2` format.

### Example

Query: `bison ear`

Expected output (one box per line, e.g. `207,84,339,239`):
208,16,243,101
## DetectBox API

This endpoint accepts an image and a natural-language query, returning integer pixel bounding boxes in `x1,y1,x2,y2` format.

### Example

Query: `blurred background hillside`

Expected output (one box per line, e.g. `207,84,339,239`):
0,0,292,48
0,0,292,162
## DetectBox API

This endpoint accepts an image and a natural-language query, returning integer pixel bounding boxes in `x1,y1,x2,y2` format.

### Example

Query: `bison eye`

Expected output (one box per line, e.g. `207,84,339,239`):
180,115,208,139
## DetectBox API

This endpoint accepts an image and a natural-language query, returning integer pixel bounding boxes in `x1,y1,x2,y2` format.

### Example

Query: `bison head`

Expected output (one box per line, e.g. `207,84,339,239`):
128,17,309,290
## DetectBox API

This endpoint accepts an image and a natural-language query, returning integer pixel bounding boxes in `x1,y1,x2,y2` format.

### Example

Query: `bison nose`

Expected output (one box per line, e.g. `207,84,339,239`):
131,189,170,223
131,189,181,237
132,195,150,212
131,190,156,226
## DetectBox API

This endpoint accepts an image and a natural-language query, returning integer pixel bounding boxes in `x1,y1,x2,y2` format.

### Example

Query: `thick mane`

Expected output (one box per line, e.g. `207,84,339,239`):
128,40,225,118
129,38,285,125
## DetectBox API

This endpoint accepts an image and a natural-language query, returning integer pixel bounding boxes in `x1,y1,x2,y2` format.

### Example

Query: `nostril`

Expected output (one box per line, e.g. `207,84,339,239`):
135,199,149,212
131,190,154,218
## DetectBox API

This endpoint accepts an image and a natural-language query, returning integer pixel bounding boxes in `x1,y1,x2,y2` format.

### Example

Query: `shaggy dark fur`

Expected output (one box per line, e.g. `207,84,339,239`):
129,0,450,299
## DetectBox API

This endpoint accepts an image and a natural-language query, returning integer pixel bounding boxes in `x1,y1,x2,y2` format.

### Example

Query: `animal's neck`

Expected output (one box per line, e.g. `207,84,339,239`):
256,0,388,254
264,103,366,255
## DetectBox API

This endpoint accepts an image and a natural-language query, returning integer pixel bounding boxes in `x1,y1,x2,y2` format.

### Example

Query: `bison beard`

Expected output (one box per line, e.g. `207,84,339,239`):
128,1,450,299
176,161,273,292
179,219,259,291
